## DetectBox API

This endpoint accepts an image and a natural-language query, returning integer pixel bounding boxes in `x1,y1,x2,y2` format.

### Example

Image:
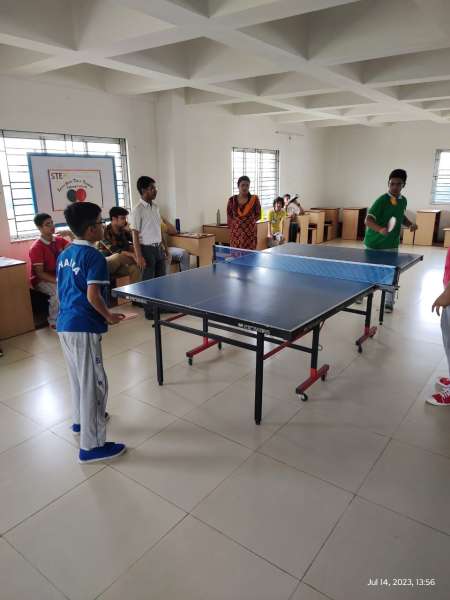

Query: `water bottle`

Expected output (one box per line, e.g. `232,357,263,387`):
216,209,221,225
175,218,181,233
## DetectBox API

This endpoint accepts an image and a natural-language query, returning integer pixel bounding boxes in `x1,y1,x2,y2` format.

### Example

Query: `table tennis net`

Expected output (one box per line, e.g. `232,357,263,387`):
214,246,396,286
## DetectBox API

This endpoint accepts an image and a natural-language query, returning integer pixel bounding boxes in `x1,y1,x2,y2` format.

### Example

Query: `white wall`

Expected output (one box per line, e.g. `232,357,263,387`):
155,91,326,230
0,74,156,259
0,79,326,260
322,121,450,232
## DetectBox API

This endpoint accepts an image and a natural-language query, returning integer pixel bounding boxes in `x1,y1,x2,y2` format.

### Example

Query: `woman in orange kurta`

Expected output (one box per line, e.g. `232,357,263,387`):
227,176,261,249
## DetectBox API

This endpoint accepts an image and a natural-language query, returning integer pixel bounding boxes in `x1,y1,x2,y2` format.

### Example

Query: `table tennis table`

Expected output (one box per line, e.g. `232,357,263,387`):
113,243,422,424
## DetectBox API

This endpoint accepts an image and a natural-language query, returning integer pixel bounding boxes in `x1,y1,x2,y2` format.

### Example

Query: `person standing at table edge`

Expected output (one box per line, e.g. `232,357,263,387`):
364,168,418,312
130,176,168,320
227,175,261,249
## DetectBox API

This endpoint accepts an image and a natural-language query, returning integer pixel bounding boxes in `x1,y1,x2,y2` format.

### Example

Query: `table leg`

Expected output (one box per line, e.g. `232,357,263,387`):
355,292,377,352
186,316,221,364
379,290,386,325
154,305,164,385
296,325,329,401
255,332,264,425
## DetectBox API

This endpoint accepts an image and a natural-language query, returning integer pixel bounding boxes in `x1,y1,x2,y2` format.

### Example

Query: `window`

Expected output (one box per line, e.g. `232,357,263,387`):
431,149,450,204
0,130,130,240
231,147,279,210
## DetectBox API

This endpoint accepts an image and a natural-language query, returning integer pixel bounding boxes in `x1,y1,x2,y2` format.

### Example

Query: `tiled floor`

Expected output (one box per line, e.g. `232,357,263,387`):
1,241,450,599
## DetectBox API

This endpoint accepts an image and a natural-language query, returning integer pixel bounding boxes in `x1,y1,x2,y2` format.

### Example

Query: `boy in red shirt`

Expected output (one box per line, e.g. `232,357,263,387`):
429,248,450,406
29,213,70,328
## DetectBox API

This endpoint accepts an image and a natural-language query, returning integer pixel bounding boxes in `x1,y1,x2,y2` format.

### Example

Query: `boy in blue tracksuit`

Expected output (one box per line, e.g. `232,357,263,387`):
57,202,126,463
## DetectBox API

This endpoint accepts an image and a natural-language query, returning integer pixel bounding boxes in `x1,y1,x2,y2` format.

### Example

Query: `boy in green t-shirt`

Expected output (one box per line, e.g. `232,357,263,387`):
364,169,418,311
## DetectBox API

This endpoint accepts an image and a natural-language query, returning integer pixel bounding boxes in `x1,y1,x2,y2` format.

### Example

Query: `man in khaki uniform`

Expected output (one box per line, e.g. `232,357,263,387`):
98,206,141,284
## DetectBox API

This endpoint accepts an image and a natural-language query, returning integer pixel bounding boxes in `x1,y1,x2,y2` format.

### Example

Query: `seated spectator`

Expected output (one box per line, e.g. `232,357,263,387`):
161,219,190,272
285,195,305,242
98,206,141,284
285,194,305,216
29,213,70,328
268,197,287,246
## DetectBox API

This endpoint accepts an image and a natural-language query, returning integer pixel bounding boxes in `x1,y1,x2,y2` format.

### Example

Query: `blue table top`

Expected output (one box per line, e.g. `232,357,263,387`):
114,260,373,338
114,244,423,338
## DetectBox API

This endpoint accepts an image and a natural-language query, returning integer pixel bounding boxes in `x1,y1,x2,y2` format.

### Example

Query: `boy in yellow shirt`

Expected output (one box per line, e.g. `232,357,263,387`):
268,197,286,245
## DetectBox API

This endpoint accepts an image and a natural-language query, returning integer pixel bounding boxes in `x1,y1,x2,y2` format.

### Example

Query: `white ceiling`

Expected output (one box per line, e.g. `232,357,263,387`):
3,0,450,128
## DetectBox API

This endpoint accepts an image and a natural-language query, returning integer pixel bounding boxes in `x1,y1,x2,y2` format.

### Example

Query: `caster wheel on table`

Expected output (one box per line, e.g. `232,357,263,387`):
188,357,193,366
357,344,363,354
298,392,308,402
321,373,327,381
218,342,223,350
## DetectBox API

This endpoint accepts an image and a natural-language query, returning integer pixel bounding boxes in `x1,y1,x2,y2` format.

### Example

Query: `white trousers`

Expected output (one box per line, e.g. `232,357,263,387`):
35,281,59,325
59,332,107,450
165,247,190,273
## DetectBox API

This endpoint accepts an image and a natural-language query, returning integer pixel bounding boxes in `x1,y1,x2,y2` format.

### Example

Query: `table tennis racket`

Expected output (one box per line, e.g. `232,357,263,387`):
111,312,138,324
387,216,397,232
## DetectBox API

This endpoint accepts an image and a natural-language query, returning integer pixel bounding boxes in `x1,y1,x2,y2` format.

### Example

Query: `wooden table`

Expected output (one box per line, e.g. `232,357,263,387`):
0,257,35,339
310,207,340,240
202,222,269,250
402,228,415,245
444,228,450,248
168,233,215,267
298,210,326,244
342,207,367,240
414,209,441,246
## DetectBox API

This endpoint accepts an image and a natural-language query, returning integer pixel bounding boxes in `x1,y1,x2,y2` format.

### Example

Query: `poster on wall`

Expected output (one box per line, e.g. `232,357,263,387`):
28,153,118,224
48,169,104,211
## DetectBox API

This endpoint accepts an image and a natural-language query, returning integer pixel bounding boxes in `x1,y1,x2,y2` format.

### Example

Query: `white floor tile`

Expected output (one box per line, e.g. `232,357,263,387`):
0,538,65,600
193,453,352,578
6,468,185,600
394,383,450,458
158,362,236,404
0,356,62,401
305,498,450,600
0,431,102,534
290,583,331,600
99,516,298,600
184,379,302,449
8,327,60,354
259,415,388,491
359,440,450,534
0,403,43,455
125,375,204,417
3,376,72,427
113,419,251,510
104,350,156,395
0,343,32,366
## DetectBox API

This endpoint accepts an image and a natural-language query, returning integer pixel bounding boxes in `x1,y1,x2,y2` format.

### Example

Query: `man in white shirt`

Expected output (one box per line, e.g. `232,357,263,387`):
129,176,167,319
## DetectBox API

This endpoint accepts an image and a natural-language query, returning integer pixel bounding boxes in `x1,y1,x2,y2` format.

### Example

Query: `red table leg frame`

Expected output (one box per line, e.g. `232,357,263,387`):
296,365,330,399
186,338,219,360
355,325,377,352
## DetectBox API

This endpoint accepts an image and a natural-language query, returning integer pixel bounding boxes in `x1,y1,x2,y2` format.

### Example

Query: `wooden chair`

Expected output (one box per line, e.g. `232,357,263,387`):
281,216,291,243
297,211,326,244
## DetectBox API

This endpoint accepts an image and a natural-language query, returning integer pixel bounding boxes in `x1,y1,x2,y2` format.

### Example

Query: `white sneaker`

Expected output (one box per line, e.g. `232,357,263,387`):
426,389,450,406
435,376,450,393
